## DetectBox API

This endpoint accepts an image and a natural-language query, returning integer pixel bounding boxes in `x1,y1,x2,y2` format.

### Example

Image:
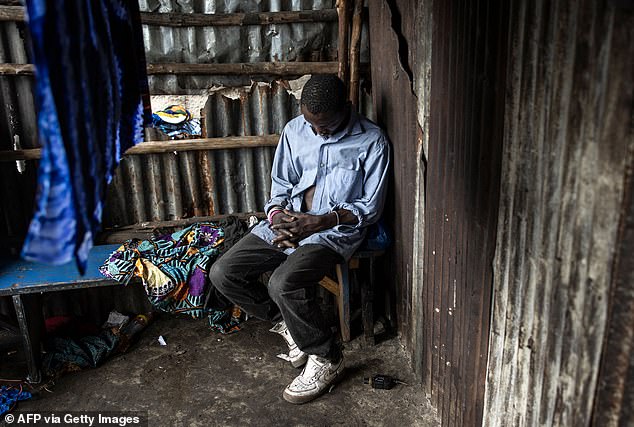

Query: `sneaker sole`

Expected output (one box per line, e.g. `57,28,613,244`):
282,368,345,404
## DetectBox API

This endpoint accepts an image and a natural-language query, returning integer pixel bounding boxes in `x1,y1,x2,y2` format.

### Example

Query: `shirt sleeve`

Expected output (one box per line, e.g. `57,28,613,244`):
335,136,390,228
264,127,299,214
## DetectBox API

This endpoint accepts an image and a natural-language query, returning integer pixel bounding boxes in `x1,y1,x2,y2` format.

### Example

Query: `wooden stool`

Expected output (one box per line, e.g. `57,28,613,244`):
319,250,383,345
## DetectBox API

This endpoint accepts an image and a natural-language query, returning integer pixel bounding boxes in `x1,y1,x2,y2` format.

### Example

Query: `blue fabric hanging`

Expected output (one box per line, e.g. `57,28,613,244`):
21,0,151,273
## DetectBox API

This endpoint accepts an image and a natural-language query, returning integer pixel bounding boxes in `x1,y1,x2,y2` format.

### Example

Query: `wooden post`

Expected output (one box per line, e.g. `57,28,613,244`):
336,0,350,88
348,0,363,107
198,107,215,216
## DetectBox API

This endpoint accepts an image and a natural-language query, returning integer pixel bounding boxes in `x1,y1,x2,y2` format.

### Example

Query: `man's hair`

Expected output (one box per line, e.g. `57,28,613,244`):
301,74,347,114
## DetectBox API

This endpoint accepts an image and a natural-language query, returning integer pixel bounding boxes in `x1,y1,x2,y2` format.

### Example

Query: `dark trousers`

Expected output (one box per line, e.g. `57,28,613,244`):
209,233,342,361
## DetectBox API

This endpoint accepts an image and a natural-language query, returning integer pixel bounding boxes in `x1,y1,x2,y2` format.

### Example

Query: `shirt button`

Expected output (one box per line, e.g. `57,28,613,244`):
320,163,325,168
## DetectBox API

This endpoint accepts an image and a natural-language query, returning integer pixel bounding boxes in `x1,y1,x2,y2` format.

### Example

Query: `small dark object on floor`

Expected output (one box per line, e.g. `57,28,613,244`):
363,374,406,390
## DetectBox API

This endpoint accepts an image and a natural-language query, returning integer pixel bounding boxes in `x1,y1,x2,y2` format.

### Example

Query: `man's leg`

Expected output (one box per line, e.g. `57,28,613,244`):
209,233,286,322
267,244,343,361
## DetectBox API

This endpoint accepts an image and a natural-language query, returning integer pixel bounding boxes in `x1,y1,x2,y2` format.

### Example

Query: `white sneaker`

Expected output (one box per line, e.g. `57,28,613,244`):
283,354,344,404
269,321,308,368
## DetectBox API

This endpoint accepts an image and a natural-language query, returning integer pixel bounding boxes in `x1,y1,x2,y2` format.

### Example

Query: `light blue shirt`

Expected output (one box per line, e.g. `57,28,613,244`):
251,110,390,260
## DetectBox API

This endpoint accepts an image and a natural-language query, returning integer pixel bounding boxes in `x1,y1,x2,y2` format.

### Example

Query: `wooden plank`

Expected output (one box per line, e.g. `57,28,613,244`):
140,9,339,26
318,276,340,295
0,6,339,26
0,61,348,77
97,212,266,244
0,63,34,75
124,135,280,154
0,135,280,161
0,5,21,21
146,62,339,76
0,148,41,161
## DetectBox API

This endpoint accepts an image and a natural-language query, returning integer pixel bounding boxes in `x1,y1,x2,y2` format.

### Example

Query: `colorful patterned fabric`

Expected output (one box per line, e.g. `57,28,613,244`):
100,223,225,318
208,306,243,335
21,0,151,273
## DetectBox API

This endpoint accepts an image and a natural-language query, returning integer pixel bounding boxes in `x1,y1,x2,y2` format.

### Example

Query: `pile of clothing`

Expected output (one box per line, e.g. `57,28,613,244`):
40,311,152,379
152,104,201,139
100,218,248,333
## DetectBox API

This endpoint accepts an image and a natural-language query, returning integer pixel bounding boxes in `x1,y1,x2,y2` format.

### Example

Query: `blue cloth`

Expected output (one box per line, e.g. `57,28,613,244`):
21,0,151,273
251,110,390,260
0,386,32,416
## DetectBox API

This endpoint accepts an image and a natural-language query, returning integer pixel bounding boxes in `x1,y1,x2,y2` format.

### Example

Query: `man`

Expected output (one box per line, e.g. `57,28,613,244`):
209,74,390,404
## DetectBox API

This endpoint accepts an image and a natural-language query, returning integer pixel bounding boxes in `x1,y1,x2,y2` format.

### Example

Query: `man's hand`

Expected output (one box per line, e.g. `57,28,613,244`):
270,210,336,247
269,210,299,248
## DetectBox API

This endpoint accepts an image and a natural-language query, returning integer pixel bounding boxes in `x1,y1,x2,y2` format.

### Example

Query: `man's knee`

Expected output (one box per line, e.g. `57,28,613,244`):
268,267,307,302
209,256,230,290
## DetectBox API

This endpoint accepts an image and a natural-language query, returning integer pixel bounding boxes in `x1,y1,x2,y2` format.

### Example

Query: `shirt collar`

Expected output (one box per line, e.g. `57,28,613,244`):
302,109,364,142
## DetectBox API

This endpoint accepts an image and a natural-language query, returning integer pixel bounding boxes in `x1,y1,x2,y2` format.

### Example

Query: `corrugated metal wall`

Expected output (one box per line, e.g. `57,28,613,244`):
0,18,37,251
484,1,634,426
593,161,634,426
139,0,343,93
103,82,298,227
0,0,371,243
422,1,508,426
369,1,507,426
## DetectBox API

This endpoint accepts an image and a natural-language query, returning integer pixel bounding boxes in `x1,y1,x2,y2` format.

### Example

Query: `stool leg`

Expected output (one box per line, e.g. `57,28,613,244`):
335,264,351,342
13,294,43,383
361,258,375,346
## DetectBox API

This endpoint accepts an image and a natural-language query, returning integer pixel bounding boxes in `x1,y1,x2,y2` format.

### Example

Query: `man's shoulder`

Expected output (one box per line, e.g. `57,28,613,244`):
284,115,306,134
357,115,388,147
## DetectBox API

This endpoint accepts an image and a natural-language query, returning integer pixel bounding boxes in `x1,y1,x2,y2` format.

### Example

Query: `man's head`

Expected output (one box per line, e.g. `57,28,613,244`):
300,74,350,137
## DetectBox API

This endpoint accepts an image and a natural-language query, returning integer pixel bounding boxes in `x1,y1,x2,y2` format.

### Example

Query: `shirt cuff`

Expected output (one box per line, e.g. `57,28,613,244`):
334,203,364,229
264,198,290,215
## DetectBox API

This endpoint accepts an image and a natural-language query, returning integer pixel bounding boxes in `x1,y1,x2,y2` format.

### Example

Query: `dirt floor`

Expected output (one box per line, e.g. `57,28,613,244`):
4,314,439,427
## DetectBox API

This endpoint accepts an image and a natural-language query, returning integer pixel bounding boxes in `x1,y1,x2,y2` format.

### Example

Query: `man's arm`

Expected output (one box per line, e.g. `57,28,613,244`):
264,128,299,216
264,128,300,241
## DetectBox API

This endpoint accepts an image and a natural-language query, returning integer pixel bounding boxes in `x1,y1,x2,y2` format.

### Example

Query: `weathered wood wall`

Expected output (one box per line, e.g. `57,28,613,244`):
368,0,421,343
484,1,634,425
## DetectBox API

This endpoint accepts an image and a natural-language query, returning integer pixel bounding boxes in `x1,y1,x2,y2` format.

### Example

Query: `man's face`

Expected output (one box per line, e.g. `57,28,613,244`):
301,105,349,138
